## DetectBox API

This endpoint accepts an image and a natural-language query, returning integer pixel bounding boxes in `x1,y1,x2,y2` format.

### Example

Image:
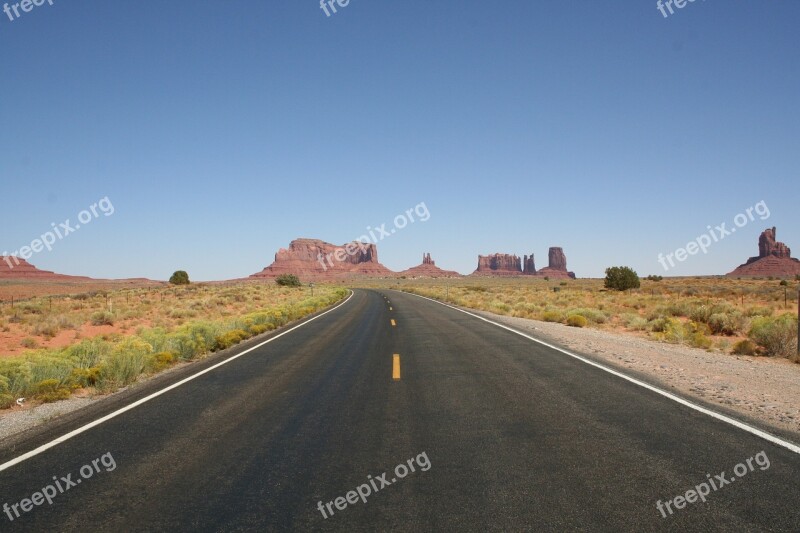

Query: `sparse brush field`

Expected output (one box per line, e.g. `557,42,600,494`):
387,277,799,362
0,282,347,409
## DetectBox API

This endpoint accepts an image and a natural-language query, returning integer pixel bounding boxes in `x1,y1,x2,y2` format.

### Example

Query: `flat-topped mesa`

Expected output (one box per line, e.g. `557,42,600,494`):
473,253,522,276
0,257,91,280
250,238,393,281
534,247,576,279
728,227,800,277
399,253,461,278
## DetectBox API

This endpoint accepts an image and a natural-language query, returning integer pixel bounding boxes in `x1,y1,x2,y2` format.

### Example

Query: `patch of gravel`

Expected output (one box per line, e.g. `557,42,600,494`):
469,309,800,441
0,396,101,441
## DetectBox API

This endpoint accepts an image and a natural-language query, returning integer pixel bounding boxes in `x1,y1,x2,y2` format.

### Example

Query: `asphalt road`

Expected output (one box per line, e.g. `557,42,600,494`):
0,289,798,532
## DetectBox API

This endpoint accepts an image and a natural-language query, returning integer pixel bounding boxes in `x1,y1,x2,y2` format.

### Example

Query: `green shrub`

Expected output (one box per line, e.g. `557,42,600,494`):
707,312,747,336
566,314,588,328
604,266,641,291
91,311,115,326
689,306,712,323
97,338,152,391
0,394,15,409
731,339,758,356
169,271,191,285
276,274,301,287
646,275,664,282
749,315,798,359
745,306,773,318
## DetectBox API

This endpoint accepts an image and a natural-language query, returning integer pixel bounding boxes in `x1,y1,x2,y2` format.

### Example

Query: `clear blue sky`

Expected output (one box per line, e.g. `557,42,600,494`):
1,1,798,280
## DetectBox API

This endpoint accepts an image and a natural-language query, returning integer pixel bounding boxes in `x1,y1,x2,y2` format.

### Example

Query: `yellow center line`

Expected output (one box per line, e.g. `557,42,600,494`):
389,306,393,311
393,354,401,380
391,319,396,326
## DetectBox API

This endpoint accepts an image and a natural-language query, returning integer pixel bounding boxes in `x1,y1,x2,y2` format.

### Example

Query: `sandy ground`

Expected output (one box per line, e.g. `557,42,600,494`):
468,308,800,441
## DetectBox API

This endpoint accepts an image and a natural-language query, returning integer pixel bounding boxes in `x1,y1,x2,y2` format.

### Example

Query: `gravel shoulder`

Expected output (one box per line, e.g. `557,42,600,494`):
467,308,800,443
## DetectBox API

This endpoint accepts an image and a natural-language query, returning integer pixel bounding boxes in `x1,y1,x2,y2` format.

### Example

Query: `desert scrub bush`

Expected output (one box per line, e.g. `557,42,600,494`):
622,314,649,331
541,311,563,323
707,312,748,336
567,308,608,324
731,339,758,356
169,308,197,319
97,338,152,391
145,352,175,373
213,329,250,351
66,338,113,369
70,366,102,387
32,317,61,339
91,311,115,326
688,306,712,324
748,315,798,359
248,324,270,336
21,338,38,349
566,314,588,328
35,379,72,403
276,274,301,287
745,306,773,318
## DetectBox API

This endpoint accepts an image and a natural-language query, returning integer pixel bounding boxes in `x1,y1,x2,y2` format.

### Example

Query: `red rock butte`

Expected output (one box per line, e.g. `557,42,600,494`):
399,253,461,278
727,227,800,277
250,238,393,281
0,257,91,280
472,247,576,279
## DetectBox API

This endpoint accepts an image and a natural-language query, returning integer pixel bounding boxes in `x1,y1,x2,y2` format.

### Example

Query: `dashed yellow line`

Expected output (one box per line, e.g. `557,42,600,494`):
393,354,401,380
391,319,396,327
389,306,393,311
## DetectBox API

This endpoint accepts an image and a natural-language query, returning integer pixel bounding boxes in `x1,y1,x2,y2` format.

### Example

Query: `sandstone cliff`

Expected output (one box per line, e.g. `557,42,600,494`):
728,227,800,277
250,238,394,281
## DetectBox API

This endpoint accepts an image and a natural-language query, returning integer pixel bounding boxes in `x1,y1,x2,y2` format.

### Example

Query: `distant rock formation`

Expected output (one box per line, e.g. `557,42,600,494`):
0,257,91,280
534,247,576,279
399,253,461,278
473,248,576,278
727,227,800,277
523,254,536,274
250,238,393,281
473,253,523,276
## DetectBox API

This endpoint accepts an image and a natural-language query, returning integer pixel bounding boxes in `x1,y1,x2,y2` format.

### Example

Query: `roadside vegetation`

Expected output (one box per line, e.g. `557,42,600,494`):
393,277,799,362
0,283,347,409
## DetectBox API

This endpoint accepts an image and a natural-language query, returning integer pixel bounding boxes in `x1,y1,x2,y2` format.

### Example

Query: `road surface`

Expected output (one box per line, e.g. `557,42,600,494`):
0,289,798,531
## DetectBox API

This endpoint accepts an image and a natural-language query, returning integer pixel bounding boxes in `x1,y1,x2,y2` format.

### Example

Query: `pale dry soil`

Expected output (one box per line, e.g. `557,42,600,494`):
469,308,800,441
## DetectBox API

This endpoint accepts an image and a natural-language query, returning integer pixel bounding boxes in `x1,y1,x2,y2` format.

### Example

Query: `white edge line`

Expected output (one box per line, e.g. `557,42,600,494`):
404,291,800,455
0,291,355,473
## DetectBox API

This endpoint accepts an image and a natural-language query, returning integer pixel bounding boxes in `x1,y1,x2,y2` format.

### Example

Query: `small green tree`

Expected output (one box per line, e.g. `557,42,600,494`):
169,271,190,285
605,266,640,291
275,274,301,287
